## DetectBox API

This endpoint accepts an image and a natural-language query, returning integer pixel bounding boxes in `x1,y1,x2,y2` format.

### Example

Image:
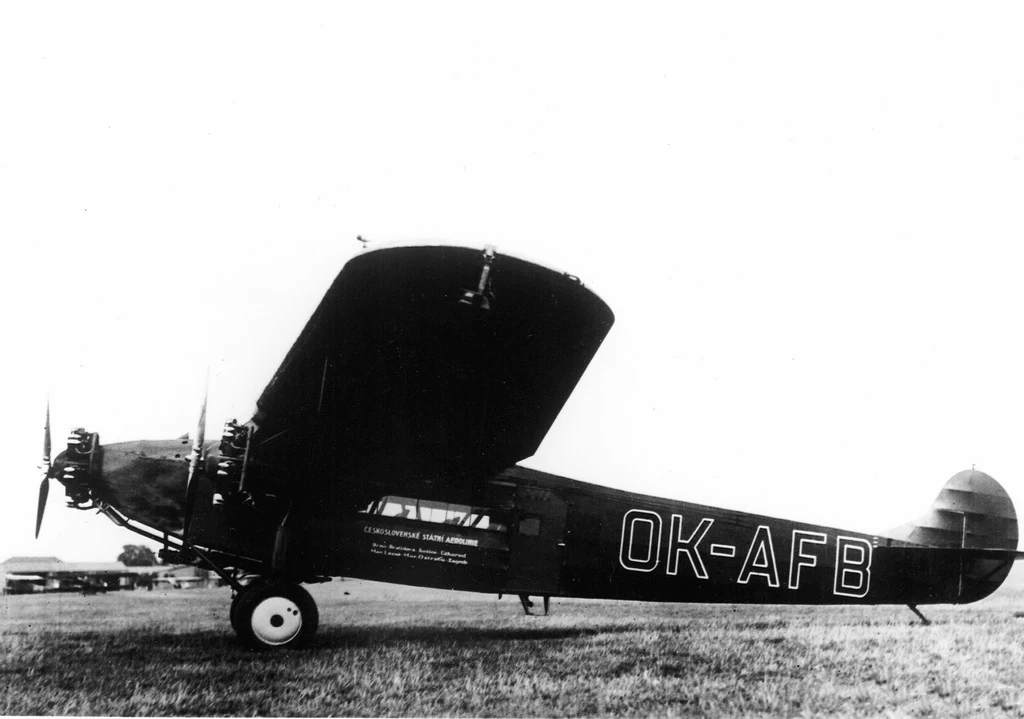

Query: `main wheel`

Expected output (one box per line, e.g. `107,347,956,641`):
232,581,319,649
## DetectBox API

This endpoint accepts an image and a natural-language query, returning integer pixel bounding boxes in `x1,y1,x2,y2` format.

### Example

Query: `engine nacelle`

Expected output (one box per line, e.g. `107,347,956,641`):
213,419,253,506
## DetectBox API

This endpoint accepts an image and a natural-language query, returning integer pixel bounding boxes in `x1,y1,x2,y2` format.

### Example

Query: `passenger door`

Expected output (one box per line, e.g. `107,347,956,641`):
504,486,567,595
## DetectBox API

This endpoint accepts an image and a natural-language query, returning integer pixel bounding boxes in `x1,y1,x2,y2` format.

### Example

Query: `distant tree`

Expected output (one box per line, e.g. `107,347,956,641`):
117,544,158,566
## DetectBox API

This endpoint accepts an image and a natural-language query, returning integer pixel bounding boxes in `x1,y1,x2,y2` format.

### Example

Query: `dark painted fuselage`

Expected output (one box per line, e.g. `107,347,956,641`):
64,444,1013,608
298,466,1012,607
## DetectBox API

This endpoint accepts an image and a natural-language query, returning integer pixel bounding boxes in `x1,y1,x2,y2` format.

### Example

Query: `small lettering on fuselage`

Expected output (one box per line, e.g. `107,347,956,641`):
618,509,872,598
363,525,481,547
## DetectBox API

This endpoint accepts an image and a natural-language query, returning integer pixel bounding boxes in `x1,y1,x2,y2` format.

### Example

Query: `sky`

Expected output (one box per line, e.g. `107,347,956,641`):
2,3,1023,563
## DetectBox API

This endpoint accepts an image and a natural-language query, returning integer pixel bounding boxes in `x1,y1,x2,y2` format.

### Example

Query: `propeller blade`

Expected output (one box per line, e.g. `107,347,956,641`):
35,476,49,539
36,400,53,538
43,399,51,466
191,373,209,457
183,375,209,541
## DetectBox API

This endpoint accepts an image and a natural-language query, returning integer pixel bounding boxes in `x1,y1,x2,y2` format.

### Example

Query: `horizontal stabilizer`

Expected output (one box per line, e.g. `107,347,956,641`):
873,543,1021,604
886,546,1024,562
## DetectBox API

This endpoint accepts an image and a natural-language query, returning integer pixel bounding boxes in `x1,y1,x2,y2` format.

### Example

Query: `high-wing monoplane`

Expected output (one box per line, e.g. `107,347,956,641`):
35,243,1022,648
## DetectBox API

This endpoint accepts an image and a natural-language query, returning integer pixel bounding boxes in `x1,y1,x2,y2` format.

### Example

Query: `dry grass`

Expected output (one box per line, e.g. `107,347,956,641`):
3,573,1024,717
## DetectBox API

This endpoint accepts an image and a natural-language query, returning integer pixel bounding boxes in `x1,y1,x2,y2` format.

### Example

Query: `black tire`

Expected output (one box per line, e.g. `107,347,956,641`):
229,577,269,636
233,581,318,650
228,591,245,635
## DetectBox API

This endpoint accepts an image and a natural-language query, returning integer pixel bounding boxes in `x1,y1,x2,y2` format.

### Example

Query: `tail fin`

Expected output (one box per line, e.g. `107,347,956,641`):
883,469,1019,604
886,469,1018,550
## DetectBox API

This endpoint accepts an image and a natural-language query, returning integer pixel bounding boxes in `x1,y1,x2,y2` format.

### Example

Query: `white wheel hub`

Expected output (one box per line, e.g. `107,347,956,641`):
249,595,303,646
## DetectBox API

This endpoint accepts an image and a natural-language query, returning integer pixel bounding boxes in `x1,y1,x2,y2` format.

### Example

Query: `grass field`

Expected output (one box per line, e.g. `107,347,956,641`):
4,573,1024,717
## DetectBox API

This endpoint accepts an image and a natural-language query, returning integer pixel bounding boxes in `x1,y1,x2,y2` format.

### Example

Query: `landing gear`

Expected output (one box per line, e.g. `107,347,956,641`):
517,593,551,615
230,580,319,649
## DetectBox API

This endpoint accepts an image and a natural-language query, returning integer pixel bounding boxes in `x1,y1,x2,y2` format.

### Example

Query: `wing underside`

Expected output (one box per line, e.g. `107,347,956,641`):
250,243,615,488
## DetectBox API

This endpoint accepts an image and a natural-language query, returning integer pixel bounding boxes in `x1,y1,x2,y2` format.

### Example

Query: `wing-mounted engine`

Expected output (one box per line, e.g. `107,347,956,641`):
212,419,254,508
60,428,100,509
205,418,285,513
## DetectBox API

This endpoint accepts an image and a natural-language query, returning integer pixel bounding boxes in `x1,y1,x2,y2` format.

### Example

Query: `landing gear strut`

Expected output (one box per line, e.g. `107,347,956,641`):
230,579,319,649
517,593,550,615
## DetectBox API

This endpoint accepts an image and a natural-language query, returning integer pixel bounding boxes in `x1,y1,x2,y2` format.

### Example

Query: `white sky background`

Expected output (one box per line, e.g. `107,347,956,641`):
2,3,1023,562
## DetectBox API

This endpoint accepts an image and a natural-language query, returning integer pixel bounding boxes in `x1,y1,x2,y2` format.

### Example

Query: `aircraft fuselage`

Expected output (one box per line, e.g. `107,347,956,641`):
57,444,1011,608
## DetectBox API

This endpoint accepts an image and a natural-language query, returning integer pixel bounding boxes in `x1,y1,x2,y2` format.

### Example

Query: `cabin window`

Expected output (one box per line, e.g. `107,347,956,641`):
360,496,508,532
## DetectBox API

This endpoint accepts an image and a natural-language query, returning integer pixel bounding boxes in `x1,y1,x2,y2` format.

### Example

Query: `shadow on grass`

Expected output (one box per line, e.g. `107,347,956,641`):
314,622,627,648
123,624,618,654
20,621,634,663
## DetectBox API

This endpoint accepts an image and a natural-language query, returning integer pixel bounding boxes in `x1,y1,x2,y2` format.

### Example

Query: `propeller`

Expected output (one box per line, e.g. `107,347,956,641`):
35,400,52,538
182,375,209,540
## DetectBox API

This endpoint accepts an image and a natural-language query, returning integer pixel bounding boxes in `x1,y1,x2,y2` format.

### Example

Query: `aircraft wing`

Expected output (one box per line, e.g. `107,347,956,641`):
248,243,615,485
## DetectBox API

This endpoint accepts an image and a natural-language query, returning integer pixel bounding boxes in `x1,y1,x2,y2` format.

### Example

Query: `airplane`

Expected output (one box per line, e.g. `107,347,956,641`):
34,241,1022,648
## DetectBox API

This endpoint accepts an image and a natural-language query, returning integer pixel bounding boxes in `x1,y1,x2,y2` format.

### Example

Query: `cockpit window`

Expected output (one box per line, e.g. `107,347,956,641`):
360,496,507,532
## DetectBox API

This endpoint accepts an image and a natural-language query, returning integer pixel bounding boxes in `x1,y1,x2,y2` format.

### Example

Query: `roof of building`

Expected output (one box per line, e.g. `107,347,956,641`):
2,556,63,564
1,557,160,575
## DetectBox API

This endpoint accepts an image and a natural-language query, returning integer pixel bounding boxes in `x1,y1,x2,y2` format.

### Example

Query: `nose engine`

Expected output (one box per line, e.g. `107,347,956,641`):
36,410,103,538
58,428,101,509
